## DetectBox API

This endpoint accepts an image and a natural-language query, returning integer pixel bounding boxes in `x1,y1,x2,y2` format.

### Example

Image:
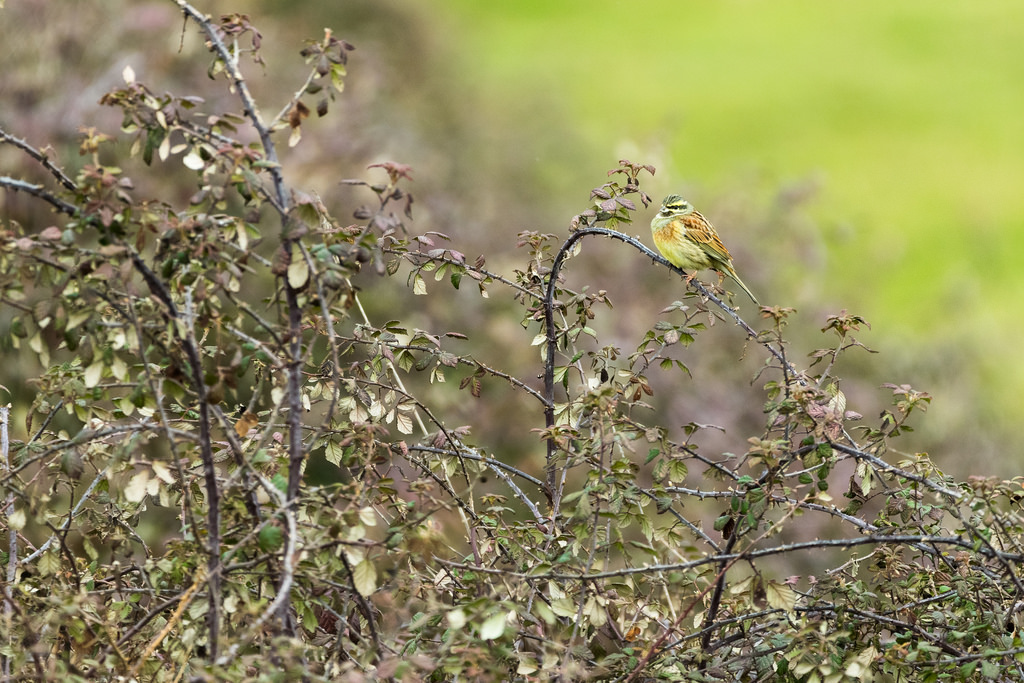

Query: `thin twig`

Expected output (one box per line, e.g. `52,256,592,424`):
0,128,76,190
21,466,111,564
0,176,79,215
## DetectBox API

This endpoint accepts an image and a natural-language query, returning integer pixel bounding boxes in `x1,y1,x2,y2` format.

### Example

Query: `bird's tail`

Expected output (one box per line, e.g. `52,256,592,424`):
728,271,759,306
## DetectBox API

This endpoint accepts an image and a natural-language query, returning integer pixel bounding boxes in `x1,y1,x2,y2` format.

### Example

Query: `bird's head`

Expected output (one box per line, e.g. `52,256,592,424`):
659,194,693,216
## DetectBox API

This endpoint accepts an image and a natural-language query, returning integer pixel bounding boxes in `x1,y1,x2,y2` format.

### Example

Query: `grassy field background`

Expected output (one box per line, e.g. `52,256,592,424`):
438,0,1024,312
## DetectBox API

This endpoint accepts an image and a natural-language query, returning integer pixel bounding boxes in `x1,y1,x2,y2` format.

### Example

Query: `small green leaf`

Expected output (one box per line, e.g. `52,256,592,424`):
258,525,283,552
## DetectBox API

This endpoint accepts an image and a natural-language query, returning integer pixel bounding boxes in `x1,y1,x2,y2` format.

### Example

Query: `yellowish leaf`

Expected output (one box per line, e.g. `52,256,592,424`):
236,221,249,250
324,440,344,466
844,645,877,678
8,507,26,531
446,609,466,629
158,134,170,161
271,385,285,407
287,253,309,289
791,660,817,676
66,311,91,331
549,597,576,618
353,558,377,597
395,409,413,435
182,148,204,170
765,580,798,613
533,600,556,625
38,549,60,577
110,355,127,381
516,658,538,676
84,360,104,388
359,507,377,527
413,274,427,296
152,462,175,484
584,595,607,627
729,575,756,596
118,396,135,416
124,471,151,503
478,612,506,641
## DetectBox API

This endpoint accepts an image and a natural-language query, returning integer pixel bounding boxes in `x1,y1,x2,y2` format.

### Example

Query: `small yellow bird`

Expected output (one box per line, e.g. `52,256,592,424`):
650,194,758,305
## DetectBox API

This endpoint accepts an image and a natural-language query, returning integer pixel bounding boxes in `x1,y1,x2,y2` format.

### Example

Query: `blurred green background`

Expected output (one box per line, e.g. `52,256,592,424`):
4,0,1024,476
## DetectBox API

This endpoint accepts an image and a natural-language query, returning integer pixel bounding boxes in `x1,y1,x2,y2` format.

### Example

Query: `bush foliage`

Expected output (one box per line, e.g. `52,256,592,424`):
2,4,1024,682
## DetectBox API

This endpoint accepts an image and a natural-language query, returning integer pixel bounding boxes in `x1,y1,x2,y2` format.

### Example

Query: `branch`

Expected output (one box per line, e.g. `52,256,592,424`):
21,466,111,564
348,338,548,405
830,441,962,500
438,533,1024,582
0,128,77,191
179,289,222,656
215,471,299,668
170,0,288,211
129,249,222,656
388,247,537,300
409,445,545,524
0,176,78,216
0,127,75,189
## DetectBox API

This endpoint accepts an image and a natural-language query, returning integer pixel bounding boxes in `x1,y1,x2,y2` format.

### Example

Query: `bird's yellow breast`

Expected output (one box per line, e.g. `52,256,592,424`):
651,215,712,271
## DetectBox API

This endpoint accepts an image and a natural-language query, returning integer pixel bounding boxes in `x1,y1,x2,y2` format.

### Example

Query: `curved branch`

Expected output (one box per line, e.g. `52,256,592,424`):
542,225,767,504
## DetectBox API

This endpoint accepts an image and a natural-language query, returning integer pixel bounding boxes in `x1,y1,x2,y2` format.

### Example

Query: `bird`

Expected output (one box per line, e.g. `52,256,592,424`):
650,194,759,305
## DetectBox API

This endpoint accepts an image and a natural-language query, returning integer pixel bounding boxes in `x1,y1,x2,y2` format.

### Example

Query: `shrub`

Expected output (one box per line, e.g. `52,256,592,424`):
2,4,1022,681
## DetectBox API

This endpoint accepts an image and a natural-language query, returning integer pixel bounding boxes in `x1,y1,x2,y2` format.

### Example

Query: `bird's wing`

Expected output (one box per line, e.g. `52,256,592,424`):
684,211,734,267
